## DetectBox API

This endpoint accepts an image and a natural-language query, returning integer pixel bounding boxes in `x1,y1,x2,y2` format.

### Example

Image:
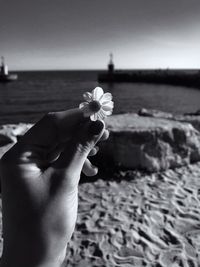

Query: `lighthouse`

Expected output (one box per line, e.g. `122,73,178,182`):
0,56,9,75
108,53,114,74
0,56,18,82
97,53,115,82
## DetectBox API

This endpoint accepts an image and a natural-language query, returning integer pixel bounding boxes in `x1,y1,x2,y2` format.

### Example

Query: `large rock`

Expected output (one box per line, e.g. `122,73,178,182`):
0,134,13,147
1,117,200,173
138,108,173,119
138,108,200,132
98,114,200,172
174,115,200,133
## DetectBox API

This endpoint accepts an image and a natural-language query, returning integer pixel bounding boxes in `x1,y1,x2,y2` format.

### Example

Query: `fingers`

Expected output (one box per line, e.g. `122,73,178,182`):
48,120,104,191
88,146,99,157
21,108,86,148
100,129,109,141
83,147,99,176
82,159,98,176
44,145,99,176
83,129,109,177
14,125,109,167
52,120,105,176
42,146,98,178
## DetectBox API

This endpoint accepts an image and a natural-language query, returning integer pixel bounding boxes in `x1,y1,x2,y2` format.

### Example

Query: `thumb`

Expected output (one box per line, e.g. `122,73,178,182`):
52,119,105,178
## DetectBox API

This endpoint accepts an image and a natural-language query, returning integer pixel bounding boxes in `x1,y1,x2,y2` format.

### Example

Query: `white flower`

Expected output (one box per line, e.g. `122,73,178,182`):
79,87,114,121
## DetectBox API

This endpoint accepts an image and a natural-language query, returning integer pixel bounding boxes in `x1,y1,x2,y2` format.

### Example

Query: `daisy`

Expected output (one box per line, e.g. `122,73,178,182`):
79,87,114,121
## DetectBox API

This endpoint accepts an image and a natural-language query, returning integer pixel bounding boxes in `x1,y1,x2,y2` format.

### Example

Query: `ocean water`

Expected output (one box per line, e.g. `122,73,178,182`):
0,70,200,125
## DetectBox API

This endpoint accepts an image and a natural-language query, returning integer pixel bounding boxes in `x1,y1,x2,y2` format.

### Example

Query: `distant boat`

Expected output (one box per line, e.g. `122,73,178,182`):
0,57,18,82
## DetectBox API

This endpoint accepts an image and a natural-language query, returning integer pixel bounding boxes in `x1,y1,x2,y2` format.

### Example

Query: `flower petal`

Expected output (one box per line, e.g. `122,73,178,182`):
90,113,98,121
83,92,92,102
102,100,114,107
103,101,114,108
79,87,113,121
102,101,114,111
97,109,106,120
102,106,112,112
100,92,112,103
92,87,104,101
79,102,89,109
103,110,113,116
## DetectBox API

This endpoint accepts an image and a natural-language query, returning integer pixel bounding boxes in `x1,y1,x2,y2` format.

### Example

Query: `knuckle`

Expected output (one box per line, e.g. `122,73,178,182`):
75,141,91,155
44,112,57,123
40,111,58,136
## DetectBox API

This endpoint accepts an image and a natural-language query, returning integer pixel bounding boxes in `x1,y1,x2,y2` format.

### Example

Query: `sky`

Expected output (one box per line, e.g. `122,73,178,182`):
0,0,200,70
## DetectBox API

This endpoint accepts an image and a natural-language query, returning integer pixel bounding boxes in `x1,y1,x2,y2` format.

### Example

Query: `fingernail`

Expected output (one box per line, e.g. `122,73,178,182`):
89,120,104,135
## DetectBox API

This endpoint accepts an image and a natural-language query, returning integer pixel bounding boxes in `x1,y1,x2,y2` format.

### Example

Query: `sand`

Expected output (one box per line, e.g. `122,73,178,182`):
0,122,200,266
63,163,200,267
0,164,200,266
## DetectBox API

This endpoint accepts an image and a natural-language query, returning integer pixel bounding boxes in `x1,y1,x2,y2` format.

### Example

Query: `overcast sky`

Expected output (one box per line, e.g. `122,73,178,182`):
0,0,200,70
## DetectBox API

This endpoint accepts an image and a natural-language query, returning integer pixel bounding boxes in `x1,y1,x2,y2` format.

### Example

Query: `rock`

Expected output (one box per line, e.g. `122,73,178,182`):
0,134,14,147
137,108,200,133
1,117,200,173
184,109,200,116
174,115,200,133
0,123,33,158
97,114,200,172
138,108,173,119
0,123,32,141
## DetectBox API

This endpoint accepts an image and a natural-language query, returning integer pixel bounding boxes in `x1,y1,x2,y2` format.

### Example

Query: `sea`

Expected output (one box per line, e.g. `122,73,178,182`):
0,70,200,125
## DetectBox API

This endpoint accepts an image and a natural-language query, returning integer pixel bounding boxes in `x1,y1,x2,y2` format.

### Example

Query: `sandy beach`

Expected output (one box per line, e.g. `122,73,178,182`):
0,116,200,266
1,0,200,265
1,163,200,266
62,163,200,267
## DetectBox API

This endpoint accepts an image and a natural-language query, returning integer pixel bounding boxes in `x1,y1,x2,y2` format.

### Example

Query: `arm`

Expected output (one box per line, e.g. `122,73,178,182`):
0,109,108,267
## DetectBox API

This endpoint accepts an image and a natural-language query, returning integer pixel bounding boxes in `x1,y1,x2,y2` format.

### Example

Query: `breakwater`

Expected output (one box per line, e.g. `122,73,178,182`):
98,69,200,89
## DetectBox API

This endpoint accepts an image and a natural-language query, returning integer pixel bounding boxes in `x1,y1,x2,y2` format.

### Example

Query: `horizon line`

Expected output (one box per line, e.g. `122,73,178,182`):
9,67,200,72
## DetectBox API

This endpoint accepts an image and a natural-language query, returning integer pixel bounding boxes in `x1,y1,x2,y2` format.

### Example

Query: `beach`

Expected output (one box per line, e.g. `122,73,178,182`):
1,0,200,264
0,155,200,266
1,163,200,266
0,111,200,266
65,163,200,266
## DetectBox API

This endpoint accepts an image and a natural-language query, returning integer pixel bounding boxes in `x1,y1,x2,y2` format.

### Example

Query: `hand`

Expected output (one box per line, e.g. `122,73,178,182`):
0,108,108,267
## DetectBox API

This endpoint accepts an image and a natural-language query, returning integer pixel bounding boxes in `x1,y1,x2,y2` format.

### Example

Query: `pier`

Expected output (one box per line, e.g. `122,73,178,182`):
98,55,200,89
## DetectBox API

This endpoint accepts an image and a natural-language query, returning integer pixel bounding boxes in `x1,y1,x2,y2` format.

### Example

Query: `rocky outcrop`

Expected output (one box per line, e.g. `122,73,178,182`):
0,124,32,158
0,134,13,147
1,114,200,173
138,108,173,119
97,113,200,172
138,108,200,132
174,115,200,133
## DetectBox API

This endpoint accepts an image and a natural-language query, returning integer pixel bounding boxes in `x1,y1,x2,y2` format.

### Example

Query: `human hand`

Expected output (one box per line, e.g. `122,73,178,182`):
0,108,108,267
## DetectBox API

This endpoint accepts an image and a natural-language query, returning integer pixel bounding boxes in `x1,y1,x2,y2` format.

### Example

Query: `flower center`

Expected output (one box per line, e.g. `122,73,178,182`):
88,100,101,112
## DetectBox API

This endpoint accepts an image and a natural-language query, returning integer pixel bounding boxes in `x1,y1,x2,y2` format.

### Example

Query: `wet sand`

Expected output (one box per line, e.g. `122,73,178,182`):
64,163,200,267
